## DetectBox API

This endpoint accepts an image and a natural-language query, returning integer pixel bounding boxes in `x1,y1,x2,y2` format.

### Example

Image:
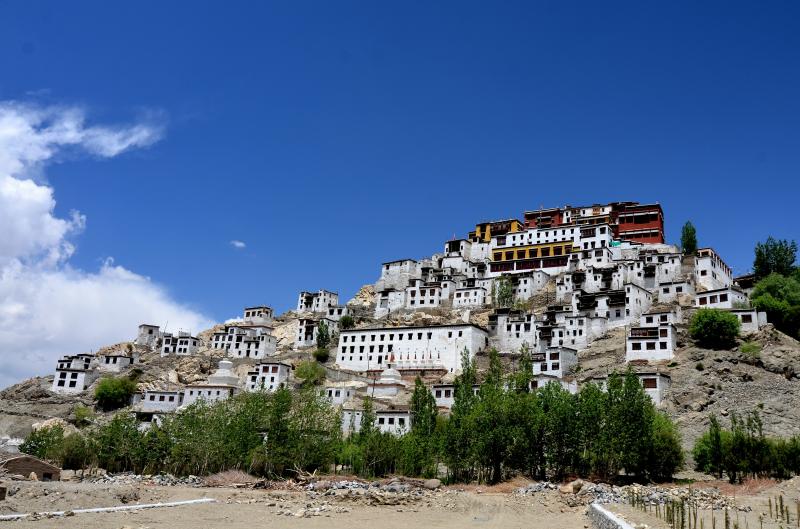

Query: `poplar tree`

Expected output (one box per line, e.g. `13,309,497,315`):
681,221,698,255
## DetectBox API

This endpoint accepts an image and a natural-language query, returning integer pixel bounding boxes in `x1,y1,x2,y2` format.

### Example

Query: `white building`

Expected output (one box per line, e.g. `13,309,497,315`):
336,324,488,373
728,309,768,333
532,346,578,378
341,407,365,435
431,383,480,409
51,354,97,394
376,410,411,435
135,324,161,349
588,372,671,405
243,305,273,324
530,375,578,394
695,248,733,290
297,290,339,313
641,308,682,327
657,281,694,304
181,360,240,407
403,279,454,310
134,389,183,413
694,287,748,309
375,288,407,317
161,331,200,356
245,361,291,392
376,259,419,292
211,324,277,359
488,309,537,353
326,305,349,321
297,317,338,348
453,286,487,308
325,381,366,406
97,354,137,373
625,324,677,362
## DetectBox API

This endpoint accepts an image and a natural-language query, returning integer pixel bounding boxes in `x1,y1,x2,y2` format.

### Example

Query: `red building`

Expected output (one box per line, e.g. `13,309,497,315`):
523,201,665,244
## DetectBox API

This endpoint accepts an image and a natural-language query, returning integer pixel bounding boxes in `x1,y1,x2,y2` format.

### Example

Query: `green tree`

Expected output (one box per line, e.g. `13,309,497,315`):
316,320,331,348
751,273,800,339
61,432,95,471
648,412,684,481
575,382,607,477
443,348,478,482
494,277,514,308
20,425,65,462
689,308,741,349
295,360,325,386
681,221,698,256
472,349,512,483
754,237,798,280
339,315,355,330
94,376,138,411
510,342,534,393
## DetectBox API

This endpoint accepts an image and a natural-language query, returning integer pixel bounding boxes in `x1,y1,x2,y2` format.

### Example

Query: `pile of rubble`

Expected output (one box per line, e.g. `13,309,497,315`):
514,480,749,511
86,472,203,487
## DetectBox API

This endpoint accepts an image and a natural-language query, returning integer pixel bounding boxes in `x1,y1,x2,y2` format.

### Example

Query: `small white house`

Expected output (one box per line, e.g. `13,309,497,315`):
97,354,137,373
695,248,733,291
625,324,677,362
657,281,694,304
488,309,537,354
135,324,161,349
728,309,768,333
181,360,240,407
134,390,183,413
326,305,349,321
532,347,578,378
243,305,274,324
640,308,681,327
431,383,480,409
453,286,487,308
324,381,366,406
694,287,748,309
161,331,200,356
297,290,339,313
587,372,671,405
245,361,291,392
375,410,411,435
52,354,97,394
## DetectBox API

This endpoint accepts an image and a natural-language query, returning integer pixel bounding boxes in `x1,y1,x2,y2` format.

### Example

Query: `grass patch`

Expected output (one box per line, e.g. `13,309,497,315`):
740,341,762,358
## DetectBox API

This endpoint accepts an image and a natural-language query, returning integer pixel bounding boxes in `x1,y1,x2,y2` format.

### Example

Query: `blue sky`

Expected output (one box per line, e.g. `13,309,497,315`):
1,0,798,320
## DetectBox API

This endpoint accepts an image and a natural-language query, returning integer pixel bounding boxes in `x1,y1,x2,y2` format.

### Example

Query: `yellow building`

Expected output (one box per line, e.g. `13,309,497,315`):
491,241,580,262
470,219,523,243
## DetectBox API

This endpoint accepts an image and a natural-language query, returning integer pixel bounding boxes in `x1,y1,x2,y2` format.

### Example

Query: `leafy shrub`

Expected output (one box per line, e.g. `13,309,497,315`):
61,432,94,470
689,309,740,349
73,405,95,427
95,376,138,411
339,315,355,330
20,425,65,461
316,321,331,348
695,362,704,371
295,360,325,386
312,347,330,363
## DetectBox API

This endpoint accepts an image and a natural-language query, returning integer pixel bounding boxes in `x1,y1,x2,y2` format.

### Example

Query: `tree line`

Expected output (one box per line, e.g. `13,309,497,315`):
693,412,800,483
22,349,683,484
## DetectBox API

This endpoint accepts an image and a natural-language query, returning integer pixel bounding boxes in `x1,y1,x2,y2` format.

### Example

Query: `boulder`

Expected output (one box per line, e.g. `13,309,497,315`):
423,478,441,490
559,479,584,494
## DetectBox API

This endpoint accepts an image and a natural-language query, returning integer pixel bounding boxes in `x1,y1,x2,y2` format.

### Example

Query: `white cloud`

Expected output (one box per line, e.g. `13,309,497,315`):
0,102,212,390
230,240,246,249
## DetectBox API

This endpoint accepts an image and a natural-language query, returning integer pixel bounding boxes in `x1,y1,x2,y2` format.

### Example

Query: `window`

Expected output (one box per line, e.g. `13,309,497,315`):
642,378,657,389
632,342,642,351
660,342,668,350
646,342,656,350
741,314,753,323
720,294,728,302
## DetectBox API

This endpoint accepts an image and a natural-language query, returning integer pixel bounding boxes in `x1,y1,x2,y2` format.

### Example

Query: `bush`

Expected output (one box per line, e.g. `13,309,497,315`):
339,315,355,330
689,309,740,349
61,433,94,470
95,376,138,411
74,405,95,427
695,362,704,371
20,425,65,461
295,360,325,386
312,347,330,363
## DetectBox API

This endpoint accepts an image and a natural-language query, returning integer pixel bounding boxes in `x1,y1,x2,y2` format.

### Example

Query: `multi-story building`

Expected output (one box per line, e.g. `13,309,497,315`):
135,324,161,349
297,290,339,313
51,354,97,394
336,324,488,374
161,331,200,356
296,317,338,348
242,305,273,324
695,248,733,290
181,360,240,407
245,361,291,392
211,324,277,359
625,323,677,362
97,354,137,373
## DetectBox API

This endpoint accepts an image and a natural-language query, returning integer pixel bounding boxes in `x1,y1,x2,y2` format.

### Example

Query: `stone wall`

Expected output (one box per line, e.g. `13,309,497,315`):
588,504,635,529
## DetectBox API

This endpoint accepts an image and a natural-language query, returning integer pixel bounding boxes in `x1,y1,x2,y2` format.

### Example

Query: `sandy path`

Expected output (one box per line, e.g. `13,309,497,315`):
2,484,590,529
